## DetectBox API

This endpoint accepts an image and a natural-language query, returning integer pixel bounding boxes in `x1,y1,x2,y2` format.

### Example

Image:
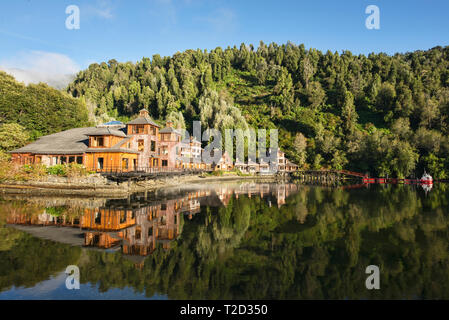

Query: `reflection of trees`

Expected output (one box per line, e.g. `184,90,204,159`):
0,233,81,291
72,184,449,299
2,184,449,299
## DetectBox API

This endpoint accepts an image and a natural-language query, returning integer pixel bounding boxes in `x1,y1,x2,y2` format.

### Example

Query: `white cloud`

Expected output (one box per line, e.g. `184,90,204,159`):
199,8,237,33
149,0,177,32
0,51,80,89
84,0,115,20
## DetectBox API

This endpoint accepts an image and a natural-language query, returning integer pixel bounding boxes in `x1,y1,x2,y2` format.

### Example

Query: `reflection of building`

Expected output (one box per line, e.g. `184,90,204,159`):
6,183,298,269
225,182,298,207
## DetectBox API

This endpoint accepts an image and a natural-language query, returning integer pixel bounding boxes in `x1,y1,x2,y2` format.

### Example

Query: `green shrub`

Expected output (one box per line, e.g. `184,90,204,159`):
45,206,66,217
46,164,67,176
211,170,224,176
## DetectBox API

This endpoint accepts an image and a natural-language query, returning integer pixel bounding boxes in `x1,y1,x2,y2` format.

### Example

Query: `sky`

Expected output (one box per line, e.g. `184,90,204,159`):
0,270,167,300
0,0,448,86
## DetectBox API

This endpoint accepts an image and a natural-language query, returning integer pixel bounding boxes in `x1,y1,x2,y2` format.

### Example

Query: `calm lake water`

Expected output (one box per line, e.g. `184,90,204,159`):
0,181,448,300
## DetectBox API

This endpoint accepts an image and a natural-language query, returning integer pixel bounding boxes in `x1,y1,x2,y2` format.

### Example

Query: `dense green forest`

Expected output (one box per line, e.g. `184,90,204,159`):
67,42,449,178
0,71,90,150
2,42,449,178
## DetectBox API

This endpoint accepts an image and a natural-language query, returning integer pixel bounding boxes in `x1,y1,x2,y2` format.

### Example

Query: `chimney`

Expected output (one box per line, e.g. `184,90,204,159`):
166,120,173,128
139,109,149,118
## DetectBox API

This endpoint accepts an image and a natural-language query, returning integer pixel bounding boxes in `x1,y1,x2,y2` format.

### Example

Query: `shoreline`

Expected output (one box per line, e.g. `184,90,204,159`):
0,174,290,198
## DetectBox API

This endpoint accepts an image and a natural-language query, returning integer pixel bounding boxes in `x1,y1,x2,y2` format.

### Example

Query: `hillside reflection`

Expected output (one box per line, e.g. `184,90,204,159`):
1,182,449,299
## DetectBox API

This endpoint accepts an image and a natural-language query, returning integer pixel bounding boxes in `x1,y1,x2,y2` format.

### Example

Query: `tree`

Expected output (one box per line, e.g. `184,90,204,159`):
166,111,186,130
293,133,307,166
341,91,358,134
300,55,314,88
0,123,30,151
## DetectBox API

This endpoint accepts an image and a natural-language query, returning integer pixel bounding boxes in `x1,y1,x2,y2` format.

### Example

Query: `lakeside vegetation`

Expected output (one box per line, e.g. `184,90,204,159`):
1,43,449,178
0,162,90,182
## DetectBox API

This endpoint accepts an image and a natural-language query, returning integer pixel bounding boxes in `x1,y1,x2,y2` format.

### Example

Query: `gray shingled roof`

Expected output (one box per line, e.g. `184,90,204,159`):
10,127,131,155
10,127,94,154
85,148,139,154
159,127,181,134
88,127,126,137
127,116,160,127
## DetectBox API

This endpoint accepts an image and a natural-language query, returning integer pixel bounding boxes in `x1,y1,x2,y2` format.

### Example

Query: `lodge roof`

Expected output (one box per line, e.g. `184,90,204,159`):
286,159,298,166
85,148,139,154
159,126,182,134
88,127,127,137
127,116,160,127
10,127,95,155
9,127,136,155
235,160,247,166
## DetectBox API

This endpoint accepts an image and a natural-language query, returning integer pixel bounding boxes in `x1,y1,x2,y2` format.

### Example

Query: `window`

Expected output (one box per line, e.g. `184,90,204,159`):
138,140,144,151
76,156,83,164
122,158,129,170
162,160,168,167
95,212,101,224
60,156,67,164
93,137,105,147
97,157,104,169
151,140,156,152
161,203,167,210
152,127,156,135
136,125,144,134
69,156,75,163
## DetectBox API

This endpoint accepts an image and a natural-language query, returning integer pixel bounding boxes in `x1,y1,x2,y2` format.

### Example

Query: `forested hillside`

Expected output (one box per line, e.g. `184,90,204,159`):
0,71,90,152
63,43,449,177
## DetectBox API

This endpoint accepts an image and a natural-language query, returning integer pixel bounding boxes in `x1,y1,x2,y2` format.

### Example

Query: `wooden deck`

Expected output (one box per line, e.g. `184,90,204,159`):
293,169,368,180
98,167,212,182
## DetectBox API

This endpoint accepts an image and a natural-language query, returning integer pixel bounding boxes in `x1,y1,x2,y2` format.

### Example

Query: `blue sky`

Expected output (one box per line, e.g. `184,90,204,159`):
0,0,448,84
0,270,167,300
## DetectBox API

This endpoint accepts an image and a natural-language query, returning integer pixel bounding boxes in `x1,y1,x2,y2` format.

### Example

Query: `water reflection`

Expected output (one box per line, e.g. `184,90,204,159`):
2,183,298,269
1,182,449,299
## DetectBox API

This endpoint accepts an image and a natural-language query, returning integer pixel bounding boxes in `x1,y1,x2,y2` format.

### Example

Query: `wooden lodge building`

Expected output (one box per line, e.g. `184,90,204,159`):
10,109,298,173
